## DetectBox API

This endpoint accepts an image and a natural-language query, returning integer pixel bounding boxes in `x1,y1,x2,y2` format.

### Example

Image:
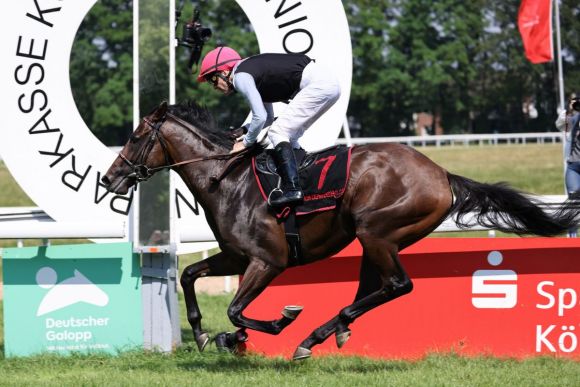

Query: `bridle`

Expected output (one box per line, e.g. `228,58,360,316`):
118,116,171,182
117,112,246,183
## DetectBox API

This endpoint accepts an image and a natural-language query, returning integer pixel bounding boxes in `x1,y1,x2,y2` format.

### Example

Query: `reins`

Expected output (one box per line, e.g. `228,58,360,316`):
119,112,253,183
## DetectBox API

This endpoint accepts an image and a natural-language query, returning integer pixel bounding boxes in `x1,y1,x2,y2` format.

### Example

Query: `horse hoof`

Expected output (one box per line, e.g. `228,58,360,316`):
215,331,246,354
235,329,248,343
215,332,231,353
195,332,210,352
292,346,312,360
336,329,351,349
282,305,304,320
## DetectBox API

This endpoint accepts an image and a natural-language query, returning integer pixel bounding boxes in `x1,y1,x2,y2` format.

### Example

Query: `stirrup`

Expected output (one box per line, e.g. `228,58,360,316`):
267,188,284,207
269,189,304,207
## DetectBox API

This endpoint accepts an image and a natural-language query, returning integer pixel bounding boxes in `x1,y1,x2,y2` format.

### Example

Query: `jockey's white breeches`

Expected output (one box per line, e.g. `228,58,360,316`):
267,62,341,149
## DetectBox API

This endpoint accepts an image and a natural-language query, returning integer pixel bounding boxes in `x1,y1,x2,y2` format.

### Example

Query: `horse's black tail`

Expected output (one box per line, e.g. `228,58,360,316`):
447,173,580,236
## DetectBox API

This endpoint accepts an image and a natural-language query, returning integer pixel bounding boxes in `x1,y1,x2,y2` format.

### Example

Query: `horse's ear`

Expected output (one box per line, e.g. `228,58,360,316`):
152,101,168,120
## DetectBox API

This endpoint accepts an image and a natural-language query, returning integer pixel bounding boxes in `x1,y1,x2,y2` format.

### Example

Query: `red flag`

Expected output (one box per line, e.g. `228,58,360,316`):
518,0,553,64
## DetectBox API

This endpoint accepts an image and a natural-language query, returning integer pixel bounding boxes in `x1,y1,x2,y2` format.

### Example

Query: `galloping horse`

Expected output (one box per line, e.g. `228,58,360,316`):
103,101,580,360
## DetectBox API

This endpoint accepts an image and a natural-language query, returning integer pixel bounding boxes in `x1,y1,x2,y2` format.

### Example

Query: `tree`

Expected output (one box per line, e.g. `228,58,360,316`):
174,0,258,128
560,1,580,98
70,0,133,145
70,0,580,141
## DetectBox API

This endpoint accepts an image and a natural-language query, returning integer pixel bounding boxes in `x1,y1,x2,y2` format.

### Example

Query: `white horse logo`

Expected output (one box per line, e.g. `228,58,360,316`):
36,267,109,316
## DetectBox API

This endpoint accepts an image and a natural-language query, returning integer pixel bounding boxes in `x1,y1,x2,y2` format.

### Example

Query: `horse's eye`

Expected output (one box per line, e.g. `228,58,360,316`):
129,133,140,143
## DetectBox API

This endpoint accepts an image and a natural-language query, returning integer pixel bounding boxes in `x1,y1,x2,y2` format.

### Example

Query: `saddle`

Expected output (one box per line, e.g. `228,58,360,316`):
252,145,352,266
253,145,353,217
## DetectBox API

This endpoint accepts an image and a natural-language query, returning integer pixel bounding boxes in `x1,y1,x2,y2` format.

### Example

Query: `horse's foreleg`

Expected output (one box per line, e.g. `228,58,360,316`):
294,239,413,360
226,259,303,335
180,251,247,351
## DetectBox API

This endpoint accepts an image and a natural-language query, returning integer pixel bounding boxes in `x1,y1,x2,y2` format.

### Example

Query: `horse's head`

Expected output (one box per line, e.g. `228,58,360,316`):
102,102,171,194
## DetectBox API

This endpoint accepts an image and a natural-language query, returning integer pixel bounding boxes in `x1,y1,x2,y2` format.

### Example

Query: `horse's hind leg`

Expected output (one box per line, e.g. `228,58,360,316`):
292,255,380,359
294,238,412,360
180,251,247,351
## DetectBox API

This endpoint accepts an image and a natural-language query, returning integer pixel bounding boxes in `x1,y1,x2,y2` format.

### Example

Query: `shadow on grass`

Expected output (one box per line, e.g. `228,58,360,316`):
174,353,412,374
169,340,413,374
178,324,412,373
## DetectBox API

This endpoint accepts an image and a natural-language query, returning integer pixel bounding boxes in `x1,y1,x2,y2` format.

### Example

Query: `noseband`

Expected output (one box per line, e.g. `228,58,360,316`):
118,116,172,182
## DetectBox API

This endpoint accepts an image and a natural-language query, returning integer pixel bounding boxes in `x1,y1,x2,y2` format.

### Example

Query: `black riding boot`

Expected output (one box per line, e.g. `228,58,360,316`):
270,142,304,207
569,191,580,200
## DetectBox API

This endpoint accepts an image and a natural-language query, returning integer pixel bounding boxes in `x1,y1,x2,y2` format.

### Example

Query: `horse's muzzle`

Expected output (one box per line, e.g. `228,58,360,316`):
101,175,111,187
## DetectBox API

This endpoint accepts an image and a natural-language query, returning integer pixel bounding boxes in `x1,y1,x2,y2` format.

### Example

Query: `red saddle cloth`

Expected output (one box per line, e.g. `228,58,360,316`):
252,145,353,217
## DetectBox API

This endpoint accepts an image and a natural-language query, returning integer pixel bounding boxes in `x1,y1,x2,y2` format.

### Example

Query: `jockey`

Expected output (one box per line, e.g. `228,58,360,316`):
197,46,341,207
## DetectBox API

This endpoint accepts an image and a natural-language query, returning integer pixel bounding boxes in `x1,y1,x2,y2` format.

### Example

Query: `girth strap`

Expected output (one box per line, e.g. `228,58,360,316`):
283,209,303,267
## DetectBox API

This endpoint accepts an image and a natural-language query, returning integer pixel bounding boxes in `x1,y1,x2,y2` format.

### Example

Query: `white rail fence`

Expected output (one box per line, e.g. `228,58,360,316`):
0,207,125,241
336,132,563,147
0,195,572,244
177,195,570,240
0,132,565,166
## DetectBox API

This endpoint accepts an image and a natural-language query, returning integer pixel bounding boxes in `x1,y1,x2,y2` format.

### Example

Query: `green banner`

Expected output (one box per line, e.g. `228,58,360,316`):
2,242,142,357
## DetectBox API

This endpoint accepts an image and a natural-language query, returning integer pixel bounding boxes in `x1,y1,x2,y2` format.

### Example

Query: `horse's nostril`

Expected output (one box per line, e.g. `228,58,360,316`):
101,175,111,186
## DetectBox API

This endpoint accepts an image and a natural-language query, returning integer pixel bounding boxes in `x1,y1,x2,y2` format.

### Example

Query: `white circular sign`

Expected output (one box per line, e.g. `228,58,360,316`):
0,1,351,236
0,1,132,223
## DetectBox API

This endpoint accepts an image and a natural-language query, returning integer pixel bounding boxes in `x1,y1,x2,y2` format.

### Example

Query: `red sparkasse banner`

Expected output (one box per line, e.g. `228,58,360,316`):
245,238,580,359
518,0,553,63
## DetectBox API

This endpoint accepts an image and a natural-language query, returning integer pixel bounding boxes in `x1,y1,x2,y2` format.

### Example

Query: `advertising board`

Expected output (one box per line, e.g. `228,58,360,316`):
245,238,580,359
2,242,142,357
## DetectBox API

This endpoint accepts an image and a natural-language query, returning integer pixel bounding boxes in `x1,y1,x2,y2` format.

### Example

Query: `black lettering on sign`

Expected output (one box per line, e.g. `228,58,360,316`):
14,63,45,85
283,28,313,54
26,0,62,28
94,171,111,204
61,155,92,192
18,89,48,113
110,190,134,216
16,37,48,60
38,133,73,167
29,109,59,134
278,16,307,29
175,188,199,218
268,0,302,19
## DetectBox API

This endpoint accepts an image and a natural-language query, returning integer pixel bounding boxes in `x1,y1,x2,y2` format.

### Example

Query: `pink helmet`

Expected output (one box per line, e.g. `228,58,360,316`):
197,46,241,83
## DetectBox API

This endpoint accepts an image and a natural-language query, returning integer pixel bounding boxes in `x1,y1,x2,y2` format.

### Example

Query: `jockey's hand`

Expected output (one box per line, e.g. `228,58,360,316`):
230,141,246,154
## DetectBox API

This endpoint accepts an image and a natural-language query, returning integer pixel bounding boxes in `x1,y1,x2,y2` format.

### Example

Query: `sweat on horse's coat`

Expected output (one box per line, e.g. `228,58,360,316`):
103,100,580,359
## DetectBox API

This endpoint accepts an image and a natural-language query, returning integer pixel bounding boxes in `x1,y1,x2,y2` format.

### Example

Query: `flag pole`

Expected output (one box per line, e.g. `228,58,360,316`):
553,0,575,237
554,0,565,110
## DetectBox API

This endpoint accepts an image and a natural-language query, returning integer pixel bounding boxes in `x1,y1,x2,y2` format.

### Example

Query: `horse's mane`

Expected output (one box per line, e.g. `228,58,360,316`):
167,100,234,149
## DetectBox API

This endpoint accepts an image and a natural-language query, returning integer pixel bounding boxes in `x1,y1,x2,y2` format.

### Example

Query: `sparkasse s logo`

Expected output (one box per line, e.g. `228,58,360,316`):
472,251,518,309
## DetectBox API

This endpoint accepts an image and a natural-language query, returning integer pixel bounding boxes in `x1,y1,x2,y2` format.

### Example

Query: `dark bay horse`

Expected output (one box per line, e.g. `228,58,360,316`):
102,101,580,360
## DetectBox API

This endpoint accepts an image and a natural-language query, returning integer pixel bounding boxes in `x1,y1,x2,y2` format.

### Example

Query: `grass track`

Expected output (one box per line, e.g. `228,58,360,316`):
1,349,579,387
1,295,580,387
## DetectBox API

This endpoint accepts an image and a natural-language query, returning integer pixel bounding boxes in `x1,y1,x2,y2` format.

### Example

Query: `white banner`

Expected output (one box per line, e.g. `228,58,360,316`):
0,1,132,224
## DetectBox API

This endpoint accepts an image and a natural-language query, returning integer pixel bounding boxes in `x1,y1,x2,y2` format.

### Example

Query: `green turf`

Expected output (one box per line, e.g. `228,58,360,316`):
418,144,566,194
1,298,579,387
0,162,35,207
